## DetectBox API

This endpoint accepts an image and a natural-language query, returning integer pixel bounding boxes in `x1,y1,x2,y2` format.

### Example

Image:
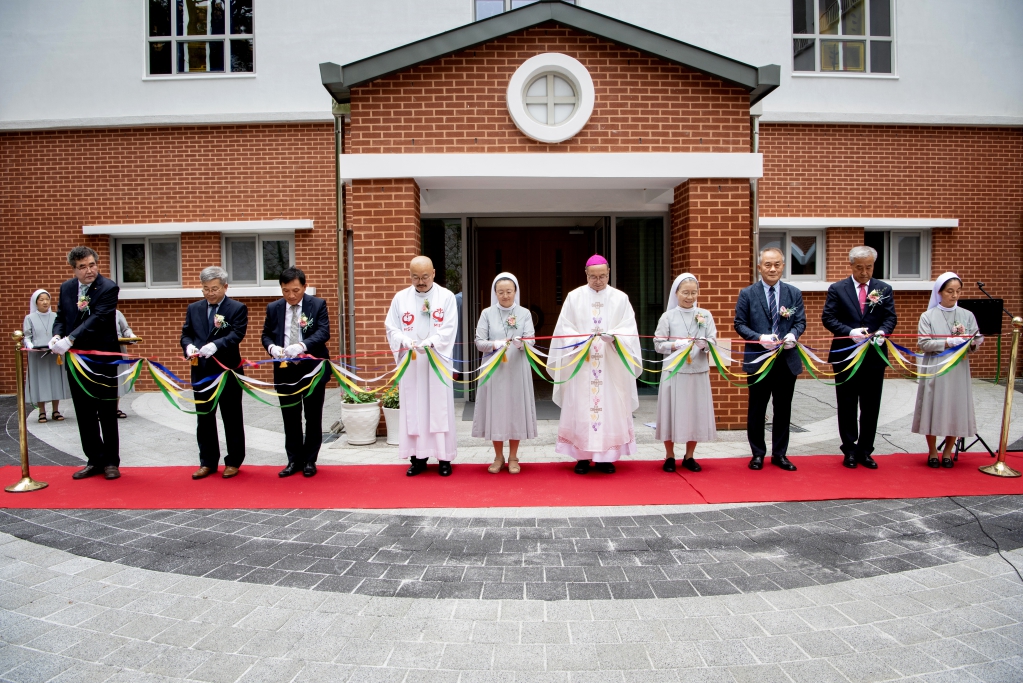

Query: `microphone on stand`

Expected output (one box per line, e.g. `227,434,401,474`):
977,281,1014,319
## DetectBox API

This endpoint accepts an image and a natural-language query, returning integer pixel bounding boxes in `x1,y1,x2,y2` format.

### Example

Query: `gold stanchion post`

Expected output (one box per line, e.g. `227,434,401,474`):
980,316,1023,478
5,331,48,493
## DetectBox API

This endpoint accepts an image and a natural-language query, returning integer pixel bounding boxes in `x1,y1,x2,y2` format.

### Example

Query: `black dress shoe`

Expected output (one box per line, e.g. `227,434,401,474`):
406,457,427,477
303,463,317,477
771,455,797,471
279,462,301,478
681,457,701,472
857,454,878,469
594,462,616,474
748,456,764,471
438,461,452,477
574,460,590,474
662,457,676,472
72,465,103,480
104,466,121,480
843,454,858,469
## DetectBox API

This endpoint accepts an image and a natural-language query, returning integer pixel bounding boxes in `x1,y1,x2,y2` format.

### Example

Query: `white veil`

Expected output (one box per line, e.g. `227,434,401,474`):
490,272,521,308
665,273,698,312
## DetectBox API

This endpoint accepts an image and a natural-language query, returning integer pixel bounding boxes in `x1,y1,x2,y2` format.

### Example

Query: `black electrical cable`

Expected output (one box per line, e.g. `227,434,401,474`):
948,496,1023,584
878,433,908,454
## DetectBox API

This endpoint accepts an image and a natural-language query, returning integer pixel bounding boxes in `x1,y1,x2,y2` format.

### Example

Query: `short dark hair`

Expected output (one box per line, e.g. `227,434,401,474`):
279,267,306,286
67,246,99,267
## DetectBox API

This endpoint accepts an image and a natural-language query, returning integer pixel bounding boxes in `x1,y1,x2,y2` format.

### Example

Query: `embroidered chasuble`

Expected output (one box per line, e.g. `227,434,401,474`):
550,285,642,462
384,284,459,460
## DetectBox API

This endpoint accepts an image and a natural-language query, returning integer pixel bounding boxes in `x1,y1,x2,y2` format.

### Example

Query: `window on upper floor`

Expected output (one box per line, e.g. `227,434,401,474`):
114,237,182,288
759,230,825,281
863,230,929,280
792,0,893,74
474,0,575,21
224,234,294,286
147,0,254,76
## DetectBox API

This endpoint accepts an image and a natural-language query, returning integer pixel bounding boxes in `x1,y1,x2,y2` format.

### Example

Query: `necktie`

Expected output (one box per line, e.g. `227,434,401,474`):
207,303,218,332
858,283,867,314
768,286,779,335
289,305,301,346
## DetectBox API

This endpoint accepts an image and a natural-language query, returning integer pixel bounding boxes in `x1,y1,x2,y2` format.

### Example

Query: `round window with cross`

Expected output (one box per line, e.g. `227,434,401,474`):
506,53,595,144
524,73,578,125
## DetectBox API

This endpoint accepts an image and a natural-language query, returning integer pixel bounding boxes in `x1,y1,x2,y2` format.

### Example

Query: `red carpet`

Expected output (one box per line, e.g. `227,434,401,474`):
2,452,1022,509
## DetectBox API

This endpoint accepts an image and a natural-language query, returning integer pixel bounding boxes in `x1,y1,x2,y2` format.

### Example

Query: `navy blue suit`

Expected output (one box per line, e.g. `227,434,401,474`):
822,277,897,458
180,296,248,469
734,281,807,459
53,274,120,468
261,294,331,465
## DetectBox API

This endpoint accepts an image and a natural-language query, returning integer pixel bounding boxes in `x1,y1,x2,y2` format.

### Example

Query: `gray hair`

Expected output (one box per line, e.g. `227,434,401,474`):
848,245,878,262
67,246,99,267
757,246,785,264
199,266,229,285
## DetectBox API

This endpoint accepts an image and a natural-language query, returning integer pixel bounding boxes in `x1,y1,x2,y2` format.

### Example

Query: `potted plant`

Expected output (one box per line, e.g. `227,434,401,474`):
381,385,400,445
340,389,381,446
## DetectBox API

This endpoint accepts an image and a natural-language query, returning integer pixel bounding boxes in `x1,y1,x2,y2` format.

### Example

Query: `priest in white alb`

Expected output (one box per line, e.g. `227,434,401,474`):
551,255,642,474
385,256,459,477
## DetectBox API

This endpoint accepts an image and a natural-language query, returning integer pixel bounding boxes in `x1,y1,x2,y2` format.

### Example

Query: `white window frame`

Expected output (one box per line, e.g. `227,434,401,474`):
791,0,896,76
865,228,930,281
112,236,183,288
145,0,255,77
474,0,574,21
757,229,826,281
221,233,295,286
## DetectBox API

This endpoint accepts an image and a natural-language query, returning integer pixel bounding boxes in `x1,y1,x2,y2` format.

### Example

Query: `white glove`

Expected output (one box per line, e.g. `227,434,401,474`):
284,343,305,358
783,333,796,350
48,335,61,351
695,338,708,351
492,339,507,351
759,334,780,349
22,338,33,349
419,340,433,349
850,327,869,342
600,334,614,344
671,339,688,351
268,345,284,359
399,336,415,350
512,337,524,350
199,342,218,358
186,344,199,357
873,331,886,346
946,337,967,348
973,335,984,348
51,337,74,356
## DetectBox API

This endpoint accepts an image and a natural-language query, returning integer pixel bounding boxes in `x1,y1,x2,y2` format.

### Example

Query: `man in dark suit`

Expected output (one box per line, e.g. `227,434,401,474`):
261,267,331,478
49,246,122,480
734,246,807,471
180,266,248,480
822,245,897,469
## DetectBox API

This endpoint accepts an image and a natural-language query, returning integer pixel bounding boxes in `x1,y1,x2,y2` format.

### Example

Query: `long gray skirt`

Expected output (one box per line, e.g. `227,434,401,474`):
471,349,537,441
26,352,71,404
655,371,717,443
912,357,976,437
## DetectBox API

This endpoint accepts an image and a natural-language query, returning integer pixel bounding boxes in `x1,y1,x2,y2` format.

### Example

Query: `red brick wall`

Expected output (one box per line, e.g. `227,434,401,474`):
670,179,752,429
347,179,421,364
825,227,865,281
760,124,1023,378
347,25,750,154
0,124,339,393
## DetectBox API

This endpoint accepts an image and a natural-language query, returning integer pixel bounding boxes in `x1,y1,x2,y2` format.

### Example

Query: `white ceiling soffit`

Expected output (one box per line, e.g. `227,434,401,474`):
339,153,763,191
83,220,314,235
759,217,959,229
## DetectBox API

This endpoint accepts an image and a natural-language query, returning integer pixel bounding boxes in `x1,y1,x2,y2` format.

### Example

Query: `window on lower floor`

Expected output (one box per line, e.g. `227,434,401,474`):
474,0,574,21
147,0,254,76
421,219,463,293
863,229,928,280
792,0,893,74
758,230,825,280
224,234,294,286
114,237,182,288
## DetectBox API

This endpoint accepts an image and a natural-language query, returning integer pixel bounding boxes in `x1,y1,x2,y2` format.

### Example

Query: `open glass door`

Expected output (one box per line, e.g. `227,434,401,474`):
464,218,480,401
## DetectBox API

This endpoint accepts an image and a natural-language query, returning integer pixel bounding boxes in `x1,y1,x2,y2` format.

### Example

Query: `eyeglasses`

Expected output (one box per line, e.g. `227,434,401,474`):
410,274,433,283
75,262,99,272
202,286,224,294
586,274,609,282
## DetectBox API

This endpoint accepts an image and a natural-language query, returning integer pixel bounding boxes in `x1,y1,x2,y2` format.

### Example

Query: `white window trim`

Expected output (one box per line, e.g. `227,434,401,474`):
758,229,826,281
222,232,295,287
144,0,255,77
759,217,957,229
474,0,575,21
112,236,183,289
792,0,897,76
866,227,931,282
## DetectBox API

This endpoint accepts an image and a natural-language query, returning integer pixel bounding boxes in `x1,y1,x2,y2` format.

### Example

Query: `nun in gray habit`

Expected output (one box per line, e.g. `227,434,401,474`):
471,272,537,474
23,289,71,422
653,273,717,472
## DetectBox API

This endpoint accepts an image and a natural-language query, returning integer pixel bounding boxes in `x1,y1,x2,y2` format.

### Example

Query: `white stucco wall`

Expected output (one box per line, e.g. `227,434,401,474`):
2,0,1020,130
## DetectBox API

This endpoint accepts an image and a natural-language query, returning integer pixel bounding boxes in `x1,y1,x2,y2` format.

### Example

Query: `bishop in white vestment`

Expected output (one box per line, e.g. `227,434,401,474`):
551,255,642,474
384,257,459,476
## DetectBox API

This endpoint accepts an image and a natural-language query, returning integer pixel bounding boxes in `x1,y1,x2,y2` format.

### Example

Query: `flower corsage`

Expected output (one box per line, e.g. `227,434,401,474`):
950,322,966,337
421,299,431,314
77,294,90,314
505,314,518,330
866,288,889,311
299,312,313,332
694,311,707,327
778,305,799,319
213,314,229,332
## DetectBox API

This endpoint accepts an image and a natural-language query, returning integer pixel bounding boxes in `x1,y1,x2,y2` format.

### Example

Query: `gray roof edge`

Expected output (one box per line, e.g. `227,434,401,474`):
326,0,769,95
750,65,781,105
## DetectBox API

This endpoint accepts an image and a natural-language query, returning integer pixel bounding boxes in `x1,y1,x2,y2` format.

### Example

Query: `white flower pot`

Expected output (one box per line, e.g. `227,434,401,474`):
383,407,400,445
341,400,381,446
